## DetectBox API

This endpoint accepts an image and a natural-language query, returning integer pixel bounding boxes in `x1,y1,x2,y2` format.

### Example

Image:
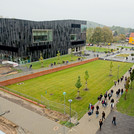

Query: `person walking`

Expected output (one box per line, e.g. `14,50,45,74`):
111,98,114,111
102,111,105,121
121,88,123,95
118,79,120,84
112,115,116,126
108,93,112,100
104,93,107,100
96,105,99,111
88,110,92,121
96,110,99,118
91,105,94,113
99,119,103,130
111,89,114,95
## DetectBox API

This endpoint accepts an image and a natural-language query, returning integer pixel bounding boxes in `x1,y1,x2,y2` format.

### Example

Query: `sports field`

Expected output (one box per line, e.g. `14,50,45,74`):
6,60,133,118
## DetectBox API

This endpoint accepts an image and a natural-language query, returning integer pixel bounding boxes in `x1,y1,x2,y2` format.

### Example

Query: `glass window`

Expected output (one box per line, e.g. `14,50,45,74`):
70,34,77,41
32,29,53,43
81,24,87,33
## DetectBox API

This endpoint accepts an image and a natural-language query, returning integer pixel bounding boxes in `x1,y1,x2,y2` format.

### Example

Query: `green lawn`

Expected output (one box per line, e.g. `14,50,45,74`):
6,60,133,119
117,82,134,116
116,54,129,57
24,54,82,69
117,46,132,49
86,46,114,52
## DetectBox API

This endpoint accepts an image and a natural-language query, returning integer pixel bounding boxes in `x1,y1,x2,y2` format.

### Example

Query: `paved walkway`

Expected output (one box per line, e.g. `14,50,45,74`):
0,96,69,134
68,65,134,134
96,111,134,134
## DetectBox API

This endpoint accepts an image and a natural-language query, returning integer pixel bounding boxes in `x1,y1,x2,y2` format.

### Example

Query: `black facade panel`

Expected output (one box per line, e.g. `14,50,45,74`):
71,24,81,28
71,40,85,45
28,45,51,51
0,45,18,52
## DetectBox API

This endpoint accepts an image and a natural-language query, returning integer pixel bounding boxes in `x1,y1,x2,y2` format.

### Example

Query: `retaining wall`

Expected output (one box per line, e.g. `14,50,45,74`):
0,58,98,86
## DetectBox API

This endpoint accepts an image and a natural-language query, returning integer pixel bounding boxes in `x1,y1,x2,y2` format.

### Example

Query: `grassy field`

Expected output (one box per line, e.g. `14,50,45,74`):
6,60,133,119
117,46,132,49
25,54,82,69
117,82,134,116
116,54,130,57
86,46,113,52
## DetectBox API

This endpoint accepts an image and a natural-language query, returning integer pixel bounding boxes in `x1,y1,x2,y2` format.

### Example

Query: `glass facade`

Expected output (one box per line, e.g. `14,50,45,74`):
70,34,77,41
81,24,87,33
32,29,53,43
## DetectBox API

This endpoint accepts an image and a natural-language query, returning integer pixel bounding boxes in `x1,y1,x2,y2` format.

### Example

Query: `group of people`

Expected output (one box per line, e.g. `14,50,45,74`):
88,88,119,130
116,88,124,97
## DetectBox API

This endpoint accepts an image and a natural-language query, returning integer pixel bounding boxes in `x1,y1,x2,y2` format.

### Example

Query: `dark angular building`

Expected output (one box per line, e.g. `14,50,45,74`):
0,18,86,62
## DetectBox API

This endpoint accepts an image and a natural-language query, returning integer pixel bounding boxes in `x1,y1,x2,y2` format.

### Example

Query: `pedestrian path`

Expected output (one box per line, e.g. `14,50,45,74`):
96,111,134,134
68,65,134,134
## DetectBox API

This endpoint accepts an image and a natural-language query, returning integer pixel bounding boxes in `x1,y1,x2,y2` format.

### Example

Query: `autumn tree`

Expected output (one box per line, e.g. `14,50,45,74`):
57,51,60,64
102,26,113,44
86,28,94,43
90,27,103,45
39,53,44,67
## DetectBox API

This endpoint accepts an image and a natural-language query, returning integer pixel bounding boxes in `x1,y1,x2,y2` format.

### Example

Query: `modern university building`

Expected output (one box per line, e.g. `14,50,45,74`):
0,18,87,62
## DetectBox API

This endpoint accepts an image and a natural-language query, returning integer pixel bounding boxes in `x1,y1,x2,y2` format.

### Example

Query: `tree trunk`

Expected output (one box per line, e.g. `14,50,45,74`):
77,89,80,97
86,81,87,89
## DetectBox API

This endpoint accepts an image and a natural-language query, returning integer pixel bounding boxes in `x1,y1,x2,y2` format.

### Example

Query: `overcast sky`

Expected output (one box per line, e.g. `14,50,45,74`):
0,0,134,28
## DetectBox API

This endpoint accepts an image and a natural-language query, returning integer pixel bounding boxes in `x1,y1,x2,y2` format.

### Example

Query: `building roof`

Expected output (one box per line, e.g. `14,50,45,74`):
130,33,134,37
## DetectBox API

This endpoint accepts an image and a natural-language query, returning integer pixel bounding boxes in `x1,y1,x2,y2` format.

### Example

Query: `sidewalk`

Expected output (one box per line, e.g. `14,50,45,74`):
68,65,133,134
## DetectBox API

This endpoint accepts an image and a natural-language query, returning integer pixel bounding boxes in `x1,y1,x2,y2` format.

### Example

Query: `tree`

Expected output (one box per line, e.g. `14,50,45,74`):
124,78,130,100
113,31,118,36
70,48,74,61
84,71,89,90
90,27,103,45
130,69,134,89
57,51,60,64
39,53,44,67
109,62,113,76
75,76,82,99
102,26,113,44
119,34,126,41
86,28,94,43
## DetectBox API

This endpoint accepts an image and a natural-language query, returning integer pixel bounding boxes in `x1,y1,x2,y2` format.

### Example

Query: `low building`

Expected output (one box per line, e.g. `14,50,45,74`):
129,33,134,45
0,18,86,62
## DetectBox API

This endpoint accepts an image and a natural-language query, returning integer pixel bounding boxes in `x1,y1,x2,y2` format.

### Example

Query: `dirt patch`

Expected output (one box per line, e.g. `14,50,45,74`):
0,116,17,134
0,66,18,77
0,90,69,122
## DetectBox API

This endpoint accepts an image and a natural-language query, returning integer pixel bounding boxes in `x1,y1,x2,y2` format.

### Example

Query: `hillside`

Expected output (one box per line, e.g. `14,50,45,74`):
87,21,134,34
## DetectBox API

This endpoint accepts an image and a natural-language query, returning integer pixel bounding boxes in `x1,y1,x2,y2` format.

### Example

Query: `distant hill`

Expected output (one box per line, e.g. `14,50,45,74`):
87,21,134,35
87,21,105,28
110,26,134,35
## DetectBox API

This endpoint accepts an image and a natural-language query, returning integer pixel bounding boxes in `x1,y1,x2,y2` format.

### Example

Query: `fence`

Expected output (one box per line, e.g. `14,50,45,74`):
0,85,78,126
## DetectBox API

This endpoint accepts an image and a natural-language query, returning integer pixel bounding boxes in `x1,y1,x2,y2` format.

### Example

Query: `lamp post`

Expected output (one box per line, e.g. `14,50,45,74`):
117,65,120,79
63,92,66,114
68,99,72,123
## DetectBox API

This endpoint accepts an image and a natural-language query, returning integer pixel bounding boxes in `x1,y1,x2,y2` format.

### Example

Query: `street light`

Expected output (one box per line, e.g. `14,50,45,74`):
63,92,66,114
68,99,72,123
117,65,120,79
